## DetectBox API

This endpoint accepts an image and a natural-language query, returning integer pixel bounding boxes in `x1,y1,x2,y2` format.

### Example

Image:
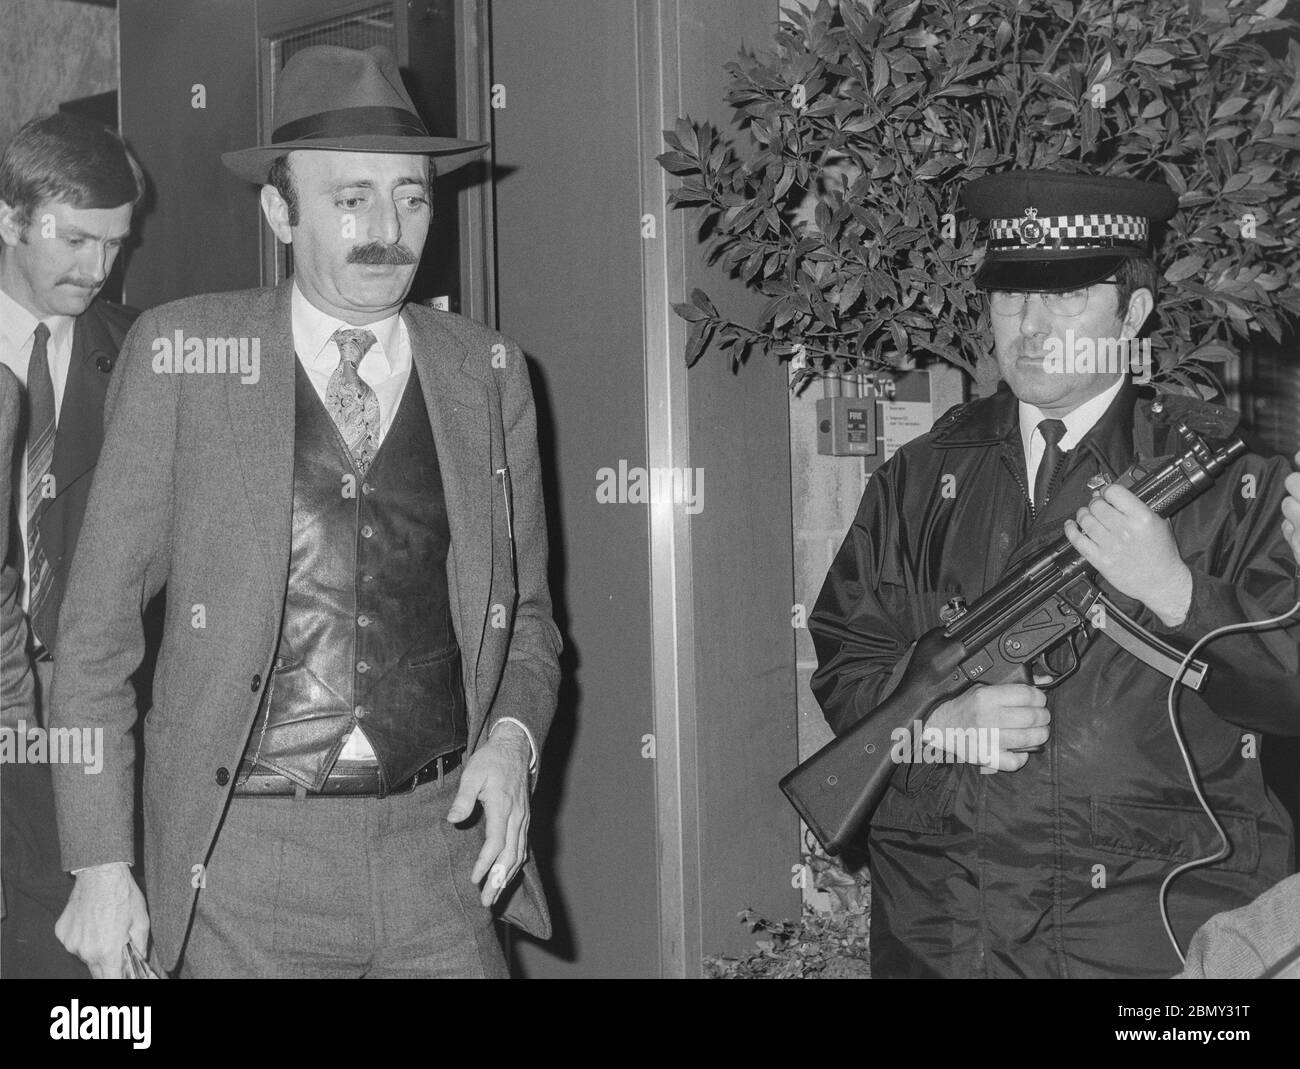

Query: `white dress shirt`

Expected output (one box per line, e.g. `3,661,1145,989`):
290,285,535,768
1019,376,1125,506
0,283,76,612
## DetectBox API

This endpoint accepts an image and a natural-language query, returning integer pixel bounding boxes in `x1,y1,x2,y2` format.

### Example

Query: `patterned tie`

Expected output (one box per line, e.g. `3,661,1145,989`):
1033,418,1067,513
324,328,381,474
25,322,57,647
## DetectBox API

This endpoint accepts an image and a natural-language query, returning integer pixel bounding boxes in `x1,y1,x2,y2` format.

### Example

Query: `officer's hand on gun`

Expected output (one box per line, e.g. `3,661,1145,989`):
926,482,1199,773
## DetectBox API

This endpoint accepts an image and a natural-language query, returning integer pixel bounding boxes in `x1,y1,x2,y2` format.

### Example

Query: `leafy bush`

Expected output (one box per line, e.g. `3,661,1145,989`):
662,0,1300,390
704,850,872,979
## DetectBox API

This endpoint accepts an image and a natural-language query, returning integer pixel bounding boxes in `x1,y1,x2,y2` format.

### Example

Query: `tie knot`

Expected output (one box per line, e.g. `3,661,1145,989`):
32,322,50,347
1037,418,1066,447
332,327,377,367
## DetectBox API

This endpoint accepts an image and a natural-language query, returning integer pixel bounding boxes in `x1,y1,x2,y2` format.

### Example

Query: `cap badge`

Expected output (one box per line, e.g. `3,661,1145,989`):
1018,207,1045,248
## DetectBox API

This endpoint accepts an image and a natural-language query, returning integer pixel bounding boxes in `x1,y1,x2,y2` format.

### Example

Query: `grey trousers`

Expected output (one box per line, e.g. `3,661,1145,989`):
180,767,508,978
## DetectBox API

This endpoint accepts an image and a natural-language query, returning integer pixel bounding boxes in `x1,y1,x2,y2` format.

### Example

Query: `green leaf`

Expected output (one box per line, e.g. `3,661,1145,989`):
1133,47,1176,64
657,151,698,175
1164,255,1206,283
1211,97,1249,120
672,301,709,324
690,288,718,317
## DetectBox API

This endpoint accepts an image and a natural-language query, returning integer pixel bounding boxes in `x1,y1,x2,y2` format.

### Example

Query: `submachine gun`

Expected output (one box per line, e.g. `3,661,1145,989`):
781,422,1248,856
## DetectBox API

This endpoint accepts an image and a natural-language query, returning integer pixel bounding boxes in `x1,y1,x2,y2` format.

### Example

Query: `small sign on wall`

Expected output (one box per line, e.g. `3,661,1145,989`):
879,401,931,459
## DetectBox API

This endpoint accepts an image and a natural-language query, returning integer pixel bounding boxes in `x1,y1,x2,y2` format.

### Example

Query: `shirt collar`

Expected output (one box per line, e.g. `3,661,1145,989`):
1019,375,1126,458
291,282,399,377
0,283,75,356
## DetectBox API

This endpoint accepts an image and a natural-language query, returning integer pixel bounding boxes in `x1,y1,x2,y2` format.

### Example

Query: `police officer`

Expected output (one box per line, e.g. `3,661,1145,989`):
809,170,1300,978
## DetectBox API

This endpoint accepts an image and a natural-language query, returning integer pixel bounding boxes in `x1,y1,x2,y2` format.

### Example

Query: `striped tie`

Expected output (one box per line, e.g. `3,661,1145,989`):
25,322,56,647
324,328,381,474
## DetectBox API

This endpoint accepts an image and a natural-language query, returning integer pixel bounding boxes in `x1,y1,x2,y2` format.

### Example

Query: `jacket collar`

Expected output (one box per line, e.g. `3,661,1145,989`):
933,379,1139,478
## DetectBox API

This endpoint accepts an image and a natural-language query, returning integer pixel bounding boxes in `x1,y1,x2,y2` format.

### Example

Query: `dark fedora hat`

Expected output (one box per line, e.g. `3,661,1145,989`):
962,170,1178,292
222,45,487,184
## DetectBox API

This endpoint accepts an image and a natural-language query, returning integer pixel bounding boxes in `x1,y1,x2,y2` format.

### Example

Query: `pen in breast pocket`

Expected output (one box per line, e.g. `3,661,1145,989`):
495,466,513,540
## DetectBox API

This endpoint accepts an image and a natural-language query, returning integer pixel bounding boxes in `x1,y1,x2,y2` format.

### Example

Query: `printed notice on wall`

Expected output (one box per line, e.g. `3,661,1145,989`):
880,402,931,459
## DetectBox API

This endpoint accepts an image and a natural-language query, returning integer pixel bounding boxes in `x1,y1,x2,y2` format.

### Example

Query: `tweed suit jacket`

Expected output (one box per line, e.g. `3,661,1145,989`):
49,280,562,972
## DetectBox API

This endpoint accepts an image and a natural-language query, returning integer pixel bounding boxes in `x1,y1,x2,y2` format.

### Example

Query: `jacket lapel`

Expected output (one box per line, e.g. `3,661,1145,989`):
52,309,114,494
403,308,492,716
226,282,296,587
39,307,116,568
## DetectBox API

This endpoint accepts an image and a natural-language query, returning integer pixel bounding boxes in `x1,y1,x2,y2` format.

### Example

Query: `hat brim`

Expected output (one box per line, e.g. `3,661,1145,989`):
974,253,1131,293
221,135,488,185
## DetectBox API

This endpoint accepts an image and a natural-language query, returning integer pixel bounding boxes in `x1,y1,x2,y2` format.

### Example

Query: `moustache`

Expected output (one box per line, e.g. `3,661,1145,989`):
347,243,419,266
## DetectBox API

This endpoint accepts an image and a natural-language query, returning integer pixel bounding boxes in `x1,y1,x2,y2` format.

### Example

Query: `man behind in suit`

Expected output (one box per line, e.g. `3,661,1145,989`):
2,366,35,937
0,113,142,978
51,45,561,978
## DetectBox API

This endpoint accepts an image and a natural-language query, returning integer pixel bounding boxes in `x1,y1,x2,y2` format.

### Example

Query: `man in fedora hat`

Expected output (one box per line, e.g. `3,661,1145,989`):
49,44,561,978
809,170,1300,977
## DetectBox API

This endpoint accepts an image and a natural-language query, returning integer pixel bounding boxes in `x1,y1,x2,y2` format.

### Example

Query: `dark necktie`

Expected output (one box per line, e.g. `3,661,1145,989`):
1032,418,1067,513
25,322,56,646
324,328,381,474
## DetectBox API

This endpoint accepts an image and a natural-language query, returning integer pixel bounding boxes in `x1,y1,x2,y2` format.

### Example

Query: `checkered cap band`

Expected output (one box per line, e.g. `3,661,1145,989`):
988,213,1148,250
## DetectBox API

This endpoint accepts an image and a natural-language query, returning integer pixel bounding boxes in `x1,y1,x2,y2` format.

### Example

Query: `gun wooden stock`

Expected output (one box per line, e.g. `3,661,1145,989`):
780,628,974,855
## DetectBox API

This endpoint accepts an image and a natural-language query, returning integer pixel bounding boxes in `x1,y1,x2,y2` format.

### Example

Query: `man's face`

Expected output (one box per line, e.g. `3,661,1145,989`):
990,278,1150,417
263,150,430,323
0,199,132,318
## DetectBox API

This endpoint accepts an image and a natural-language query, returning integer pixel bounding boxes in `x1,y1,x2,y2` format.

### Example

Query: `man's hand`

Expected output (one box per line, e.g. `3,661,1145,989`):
926,683,1050,772
446,723,532,907
55,862,150,979
1064,482,1193,628
1281,451,1300,567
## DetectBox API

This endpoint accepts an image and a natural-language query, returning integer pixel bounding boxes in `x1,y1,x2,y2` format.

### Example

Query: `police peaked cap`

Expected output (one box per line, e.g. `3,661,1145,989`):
962,170,1178,293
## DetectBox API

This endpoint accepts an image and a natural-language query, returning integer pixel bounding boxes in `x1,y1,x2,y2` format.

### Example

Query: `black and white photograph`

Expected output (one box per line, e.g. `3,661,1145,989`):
1,0,1299,1039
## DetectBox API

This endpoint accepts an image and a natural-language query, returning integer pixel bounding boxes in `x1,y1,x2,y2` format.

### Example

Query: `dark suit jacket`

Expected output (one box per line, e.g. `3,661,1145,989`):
28,300,138,648
49,281,563,972
1,364,21,919
2,300,136,708
0,364,32,729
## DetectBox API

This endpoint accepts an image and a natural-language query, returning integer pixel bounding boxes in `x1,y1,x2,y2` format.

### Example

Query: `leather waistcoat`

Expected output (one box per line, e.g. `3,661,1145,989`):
242,360,466,792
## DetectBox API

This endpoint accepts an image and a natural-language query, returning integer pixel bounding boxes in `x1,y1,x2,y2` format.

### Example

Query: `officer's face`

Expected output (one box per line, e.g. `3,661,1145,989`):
0,198,132,318
261,150,430,324
990,280,1152,417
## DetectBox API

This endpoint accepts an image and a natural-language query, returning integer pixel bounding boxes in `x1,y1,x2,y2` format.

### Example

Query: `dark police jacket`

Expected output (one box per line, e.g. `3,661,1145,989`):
809,380,1300,978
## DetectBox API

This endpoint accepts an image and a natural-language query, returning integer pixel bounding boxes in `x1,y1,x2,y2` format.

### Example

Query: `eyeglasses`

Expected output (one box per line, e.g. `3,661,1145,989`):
989,282,1118,319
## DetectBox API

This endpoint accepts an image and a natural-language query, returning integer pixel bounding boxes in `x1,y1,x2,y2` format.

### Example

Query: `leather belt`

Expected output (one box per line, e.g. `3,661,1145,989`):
233,750,463,797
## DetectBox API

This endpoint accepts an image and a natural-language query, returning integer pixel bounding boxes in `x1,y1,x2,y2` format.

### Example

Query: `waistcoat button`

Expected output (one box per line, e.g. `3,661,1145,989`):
251,674,261,691
357,614,371,627
357,660,370,674
361,525,374,539
215,767,230,786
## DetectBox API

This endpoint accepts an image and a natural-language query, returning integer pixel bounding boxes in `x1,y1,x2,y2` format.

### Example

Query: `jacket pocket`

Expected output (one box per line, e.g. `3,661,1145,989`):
408,643,459,669
1090,797,1261,874
870,763,959,835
